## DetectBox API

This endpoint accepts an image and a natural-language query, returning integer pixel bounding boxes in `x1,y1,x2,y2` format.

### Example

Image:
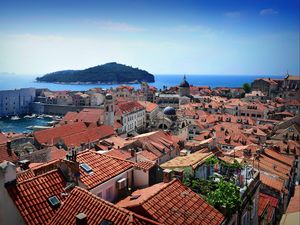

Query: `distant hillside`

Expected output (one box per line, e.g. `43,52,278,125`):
36,62,155,84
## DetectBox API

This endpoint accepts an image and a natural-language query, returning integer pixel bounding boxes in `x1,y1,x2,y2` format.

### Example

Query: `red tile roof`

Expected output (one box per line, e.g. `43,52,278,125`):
260,193,279,208
116,101,145,115
133,131,179,159
48,186,160,225
0,132,8,144
0,144,18,163
34,122,88,145
62,125,115,148
105,149,133,160
60,108,104,125
34,123,114,148
117,179,224,225
260,173,286,193
16,169,35,182
286,185,300,213
48,146,68,161
7,169,67,225
77,150,134,190
258,193,270,217
138,150,159,161
0,133,18,163
135,161,156,171
138,101,158,112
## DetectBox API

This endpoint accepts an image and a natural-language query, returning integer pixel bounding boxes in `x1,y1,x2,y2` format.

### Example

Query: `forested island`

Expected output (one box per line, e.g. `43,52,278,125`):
36,62,155,84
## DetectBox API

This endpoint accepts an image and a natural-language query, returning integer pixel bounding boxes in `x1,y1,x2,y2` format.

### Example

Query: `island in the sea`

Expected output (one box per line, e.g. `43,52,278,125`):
36,62,155,84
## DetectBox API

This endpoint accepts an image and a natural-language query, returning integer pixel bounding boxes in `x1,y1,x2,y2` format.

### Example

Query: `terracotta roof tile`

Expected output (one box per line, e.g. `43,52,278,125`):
135,161,156,171
258,193,270,217
116,101,145,115
0,144,18,163
138,101,158,112
286,185,300,213
260,193,279,208
0,132,8,144
260,173,285,192
60,108,104,125
138,150,159,161
105,149,133,160
48,186,160,225
117,179,224,225
77,150,134,190
7,169,67,225
34,122,88,145
34,123,114,148
16,169,35,182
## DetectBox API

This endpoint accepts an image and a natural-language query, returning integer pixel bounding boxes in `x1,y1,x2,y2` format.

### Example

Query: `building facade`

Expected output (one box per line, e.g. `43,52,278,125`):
0,88,36,117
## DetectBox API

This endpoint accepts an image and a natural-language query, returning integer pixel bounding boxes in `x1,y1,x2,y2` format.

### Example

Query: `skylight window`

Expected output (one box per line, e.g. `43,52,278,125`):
48,196,61,208
100,220,113,225
80,163,93,174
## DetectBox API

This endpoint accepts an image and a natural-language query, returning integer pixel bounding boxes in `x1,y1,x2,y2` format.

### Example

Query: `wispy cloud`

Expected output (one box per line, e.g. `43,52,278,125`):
225,11,241,18
260,8,278,16
93,20,145,32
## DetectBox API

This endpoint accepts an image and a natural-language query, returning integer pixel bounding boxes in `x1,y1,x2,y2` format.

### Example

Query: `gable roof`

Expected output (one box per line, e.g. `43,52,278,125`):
77,150,134,190
7,169,67,225
116,101,145,116
34,123,114,148
117,179,224,225
60,108,104,125
48,187,160,225
34,122,88,145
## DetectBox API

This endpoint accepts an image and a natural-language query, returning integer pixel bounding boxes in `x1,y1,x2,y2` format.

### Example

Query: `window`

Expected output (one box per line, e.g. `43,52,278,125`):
48,196,61,208
80,163,93,174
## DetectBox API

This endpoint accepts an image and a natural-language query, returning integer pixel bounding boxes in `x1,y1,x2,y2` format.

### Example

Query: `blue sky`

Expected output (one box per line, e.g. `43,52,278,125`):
0,0,299,75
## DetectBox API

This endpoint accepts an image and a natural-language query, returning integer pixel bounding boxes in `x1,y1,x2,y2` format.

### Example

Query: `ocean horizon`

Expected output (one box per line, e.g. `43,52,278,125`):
0,74,285,91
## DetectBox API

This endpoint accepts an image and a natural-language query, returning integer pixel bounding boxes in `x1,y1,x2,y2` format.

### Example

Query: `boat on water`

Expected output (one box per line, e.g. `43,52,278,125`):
26,125,53,131
11,116,21,120
47,121,58,126
24,114,36,119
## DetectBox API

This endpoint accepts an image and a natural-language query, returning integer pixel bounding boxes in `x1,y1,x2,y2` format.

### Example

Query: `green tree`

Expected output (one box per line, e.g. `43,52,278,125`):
243,83,251,93
206,179,241,216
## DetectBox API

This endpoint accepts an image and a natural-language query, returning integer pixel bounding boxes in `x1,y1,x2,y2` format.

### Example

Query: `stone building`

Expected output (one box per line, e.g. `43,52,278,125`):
0,88,36,117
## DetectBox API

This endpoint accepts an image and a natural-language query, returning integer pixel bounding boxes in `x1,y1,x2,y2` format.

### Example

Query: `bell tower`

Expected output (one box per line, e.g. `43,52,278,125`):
104,94,114,126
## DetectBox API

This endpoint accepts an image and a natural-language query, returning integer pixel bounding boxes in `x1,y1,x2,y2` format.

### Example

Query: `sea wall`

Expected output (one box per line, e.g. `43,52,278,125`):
30,102,102,115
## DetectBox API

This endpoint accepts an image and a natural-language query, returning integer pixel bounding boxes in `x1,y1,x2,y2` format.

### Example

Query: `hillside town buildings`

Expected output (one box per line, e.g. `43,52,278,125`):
0,74,300,225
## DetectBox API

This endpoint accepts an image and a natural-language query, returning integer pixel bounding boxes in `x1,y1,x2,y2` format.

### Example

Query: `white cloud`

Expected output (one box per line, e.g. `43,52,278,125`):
225,11,241,18
93,20,145,32
260,8,278,16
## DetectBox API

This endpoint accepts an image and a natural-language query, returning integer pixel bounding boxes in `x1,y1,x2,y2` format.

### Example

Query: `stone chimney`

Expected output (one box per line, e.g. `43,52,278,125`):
6,140,12,156
76,213,87,225
163,169,172,183
19,159,30,171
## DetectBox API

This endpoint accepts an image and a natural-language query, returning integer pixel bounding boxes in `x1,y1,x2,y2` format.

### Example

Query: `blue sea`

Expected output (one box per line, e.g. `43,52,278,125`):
0,117,53,133
0,74,284,91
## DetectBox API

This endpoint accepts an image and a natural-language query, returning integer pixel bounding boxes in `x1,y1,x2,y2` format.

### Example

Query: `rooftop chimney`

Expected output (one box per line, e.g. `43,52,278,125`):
163,169,172,183
6,140,12,156
76,213,87,225
19,159,30,170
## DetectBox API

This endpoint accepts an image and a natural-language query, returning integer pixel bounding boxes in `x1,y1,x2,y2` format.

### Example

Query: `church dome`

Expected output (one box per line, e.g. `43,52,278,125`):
105,93,113,100
179,75,190,88
163,106,176,116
